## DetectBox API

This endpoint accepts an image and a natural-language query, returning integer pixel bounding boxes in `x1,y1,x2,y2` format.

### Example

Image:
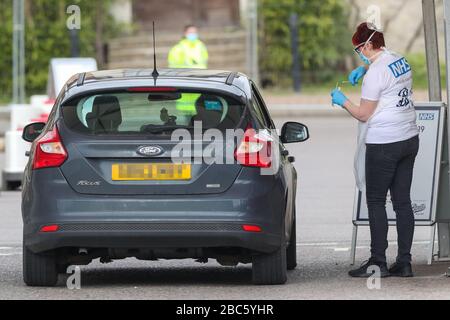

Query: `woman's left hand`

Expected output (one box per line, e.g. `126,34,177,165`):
348,66,367,86
331,89,348,108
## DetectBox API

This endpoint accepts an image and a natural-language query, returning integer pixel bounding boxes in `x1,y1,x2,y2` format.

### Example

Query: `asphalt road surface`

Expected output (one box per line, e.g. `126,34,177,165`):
1,116,449,300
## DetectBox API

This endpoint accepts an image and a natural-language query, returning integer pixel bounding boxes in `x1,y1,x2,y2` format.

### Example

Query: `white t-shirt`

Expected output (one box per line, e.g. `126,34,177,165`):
361,50,419,144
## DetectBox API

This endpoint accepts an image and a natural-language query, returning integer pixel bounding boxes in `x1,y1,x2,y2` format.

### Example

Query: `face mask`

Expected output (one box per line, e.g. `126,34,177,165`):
354,30,377,65
358,51,371,65
358,48,384,65
186,33,199,42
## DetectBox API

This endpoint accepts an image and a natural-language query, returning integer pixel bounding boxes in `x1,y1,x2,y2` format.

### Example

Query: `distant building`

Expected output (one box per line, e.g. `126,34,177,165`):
132,0,240,31
108,0,247,72
111,0,241,30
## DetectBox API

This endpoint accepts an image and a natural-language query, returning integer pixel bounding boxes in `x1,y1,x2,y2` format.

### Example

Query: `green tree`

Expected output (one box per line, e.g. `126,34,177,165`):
0,0,120,102
0,1,14,102
259,0,351,88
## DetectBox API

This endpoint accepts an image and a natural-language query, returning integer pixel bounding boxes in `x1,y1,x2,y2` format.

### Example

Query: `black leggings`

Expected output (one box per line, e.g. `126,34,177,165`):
365,135,419,264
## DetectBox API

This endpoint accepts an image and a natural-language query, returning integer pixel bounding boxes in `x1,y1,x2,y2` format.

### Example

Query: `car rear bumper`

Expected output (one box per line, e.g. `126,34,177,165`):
22,168,288,254
24,223,282,254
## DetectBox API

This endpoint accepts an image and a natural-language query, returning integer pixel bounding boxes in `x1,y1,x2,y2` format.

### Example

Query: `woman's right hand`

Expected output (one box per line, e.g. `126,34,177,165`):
331,89,348,108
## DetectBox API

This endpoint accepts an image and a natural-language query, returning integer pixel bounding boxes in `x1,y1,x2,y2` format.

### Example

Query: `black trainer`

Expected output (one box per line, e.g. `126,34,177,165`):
389,262,414,277
348,258,390,278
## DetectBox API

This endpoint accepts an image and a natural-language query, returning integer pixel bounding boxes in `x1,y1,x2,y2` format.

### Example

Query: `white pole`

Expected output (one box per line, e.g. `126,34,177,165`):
423,0,442,101
439,0,450,260
445,0,450,107
246,0,259,84
12,0,25,104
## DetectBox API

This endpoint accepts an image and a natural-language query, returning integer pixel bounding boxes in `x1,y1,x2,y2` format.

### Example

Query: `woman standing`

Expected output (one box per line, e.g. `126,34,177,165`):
331,22,419,278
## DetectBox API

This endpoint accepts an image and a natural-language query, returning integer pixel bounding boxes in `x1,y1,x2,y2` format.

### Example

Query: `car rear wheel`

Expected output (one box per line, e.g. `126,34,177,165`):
252,242,287,285
287,212,297,270
23,245,58,287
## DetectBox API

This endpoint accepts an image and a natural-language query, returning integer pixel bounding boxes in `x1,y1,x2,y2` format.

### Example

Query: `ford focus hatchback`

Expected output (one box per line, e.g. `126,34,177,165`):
21,69,309,286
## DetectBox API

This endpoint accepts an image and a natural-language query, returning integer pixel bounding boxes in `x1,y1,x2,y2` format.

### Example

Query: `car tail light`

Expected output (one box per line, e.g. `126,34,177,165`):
40,225,59,233
32,126,67,170
242,225,262,233
235,128,272,168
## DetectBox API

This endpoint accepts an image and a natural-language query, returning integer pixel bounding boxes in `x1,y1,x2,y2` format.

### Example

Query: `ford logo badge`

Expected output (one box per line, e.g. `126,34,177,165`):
137,146,164,157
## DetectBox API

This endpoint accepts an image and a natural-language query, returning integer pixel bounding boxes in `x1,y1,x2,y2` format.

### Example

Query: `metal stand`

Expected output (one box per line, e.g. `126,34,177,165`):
350,225,358,265
428,224,437,265
437,222,450,260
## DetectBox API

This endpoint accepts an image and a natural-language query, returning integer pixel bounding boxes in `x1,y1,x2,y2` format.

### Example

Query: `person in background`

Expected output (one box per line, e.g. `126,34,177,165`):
168,25,209,114
168,25,209,69
331,22,419,278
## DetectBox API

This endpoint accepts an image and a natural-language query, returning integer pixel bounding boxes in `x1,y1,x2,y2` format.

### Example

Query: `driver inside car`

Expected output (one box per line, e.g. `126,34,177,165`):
190,95,224,128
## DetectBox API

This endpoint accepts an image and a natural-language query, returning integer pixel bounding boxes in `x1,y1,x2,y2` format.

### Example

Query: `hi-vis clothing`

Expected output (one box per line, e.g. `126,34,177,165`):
354,49,419,191
168,39,209,69
168,39,209,113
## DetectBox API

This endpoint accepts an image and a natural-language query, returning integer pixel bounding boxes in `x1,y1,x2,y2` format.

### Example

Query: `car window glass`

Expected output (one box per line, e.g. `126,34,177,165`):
251,83,274,129
251,94,268,128
62,91,244,135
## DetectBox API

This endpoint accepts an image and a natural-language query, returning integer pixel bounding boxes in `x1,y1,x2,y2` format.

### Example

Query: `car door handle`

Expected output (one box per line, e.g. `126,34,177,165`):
281,150,289,157
25,151,30,157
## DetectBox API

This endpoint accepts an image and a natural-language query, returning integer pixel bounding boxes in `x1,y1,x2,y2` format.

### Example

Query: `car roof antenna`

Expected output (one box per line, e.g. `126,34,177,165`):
151,21,159,85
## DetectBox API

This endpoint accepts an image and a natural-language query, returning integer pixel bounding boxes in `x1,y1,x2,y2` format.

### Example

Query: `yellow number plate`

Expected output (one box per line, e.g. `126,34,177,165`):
112,163,191,181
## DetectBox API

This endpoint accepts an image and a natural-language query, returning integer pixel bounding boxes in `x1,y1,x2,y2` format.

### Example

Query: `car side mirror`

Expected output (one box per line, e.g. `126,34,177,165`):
22,122,46,143
281,122,309,143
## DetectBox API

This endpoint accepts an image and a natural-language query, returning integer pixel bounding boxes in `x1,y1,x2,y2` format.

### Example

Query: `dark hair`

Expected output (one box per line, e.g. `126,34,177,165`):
184,25,196,32
352,22,385,49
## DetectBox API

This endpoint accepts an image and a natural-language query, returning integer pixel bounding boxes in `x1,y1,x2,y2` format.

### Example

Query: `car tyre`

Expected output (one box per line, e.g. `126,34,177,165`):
286,215,297,270
23,245,58,287
252,242,287,285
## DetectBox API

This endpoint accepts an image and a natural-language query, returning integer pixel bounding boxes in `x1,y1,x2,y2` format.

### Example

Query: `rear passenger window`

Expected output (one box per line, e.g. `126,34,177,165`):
61,91,245,135
251,84,274,129
251,95,268,128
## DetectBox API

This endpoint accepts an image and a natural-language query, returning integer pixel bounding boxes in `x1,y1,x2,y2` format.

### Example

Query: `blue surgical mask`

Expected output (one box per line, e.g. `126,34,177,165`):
354,30,377,65
186,33,199,42
358,51,371,65
358,47,384,65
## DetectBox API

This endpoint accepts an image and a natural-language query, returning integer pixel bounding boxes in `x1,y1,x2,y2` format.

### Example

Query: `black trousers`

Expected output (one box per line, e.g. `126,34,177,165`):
365,135,419,264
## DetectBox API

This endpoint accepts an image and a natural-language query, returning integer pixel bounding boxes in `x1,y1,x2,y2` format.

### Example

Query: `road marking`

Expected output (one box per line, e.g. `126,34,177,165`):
334,248,350,252
0,246,22,257
297,242,339,247
0,252,22,256
298,240,432,247
297,240,435,254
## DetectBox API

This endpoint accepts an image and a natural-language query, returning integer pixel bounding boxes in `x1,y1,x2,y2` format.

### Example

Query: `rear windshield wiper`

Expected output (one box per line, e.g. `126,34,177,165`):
141,125,193,134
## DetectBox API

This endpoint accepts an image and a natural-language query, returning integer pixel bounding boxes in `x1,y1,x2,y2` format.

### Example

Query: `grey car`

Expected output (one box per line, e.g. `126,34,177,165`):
21,69,309,286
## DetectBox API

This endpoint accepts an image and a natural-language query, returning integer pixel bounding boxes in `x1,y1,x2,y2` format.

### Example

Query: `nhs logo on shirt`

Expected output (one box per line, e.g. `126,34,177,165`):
388,57,411,78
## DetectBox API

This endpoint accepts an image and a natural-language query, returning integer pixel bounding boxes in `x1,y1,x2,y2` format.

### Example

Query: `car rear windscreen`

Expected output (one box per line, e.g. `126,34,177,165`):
61,91,245,135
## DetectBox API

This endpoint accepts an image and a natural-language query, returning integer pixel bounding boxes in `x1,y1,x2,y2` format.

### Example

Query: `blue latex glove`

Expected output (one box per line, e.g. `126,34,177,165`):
348,66,367,86
331,88,348,107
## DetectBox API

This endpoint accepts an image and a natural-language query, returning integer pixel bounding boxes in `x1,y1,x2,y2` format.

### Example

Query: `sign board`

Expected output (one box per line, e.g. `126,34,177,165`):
47,58,98,100
353,102,446,226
